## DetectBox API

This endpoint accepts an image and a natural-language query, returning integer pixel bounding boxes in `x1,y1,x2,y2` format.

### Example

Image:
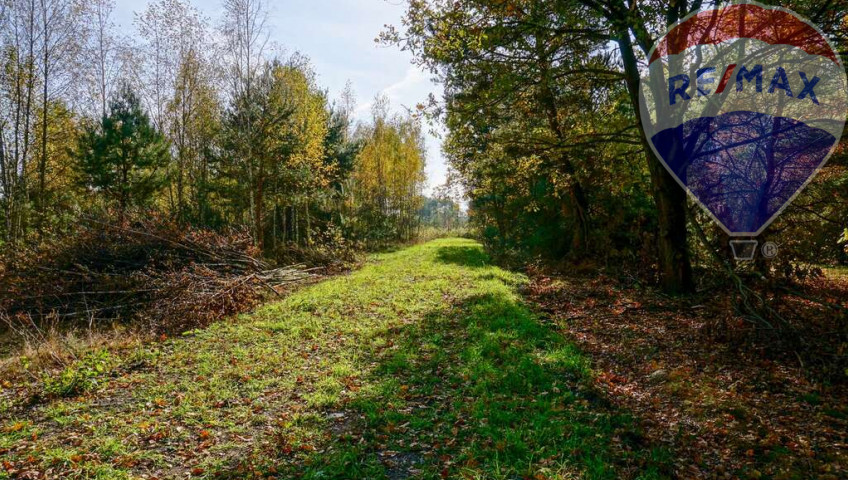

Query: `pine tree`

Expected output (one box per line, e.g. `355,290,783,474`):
76,84,170,216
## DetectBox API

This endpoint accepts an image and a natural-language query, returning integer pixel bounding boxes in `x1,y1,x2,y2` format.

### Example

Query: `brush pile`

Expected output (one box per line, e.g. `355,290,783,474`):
0,215,313,334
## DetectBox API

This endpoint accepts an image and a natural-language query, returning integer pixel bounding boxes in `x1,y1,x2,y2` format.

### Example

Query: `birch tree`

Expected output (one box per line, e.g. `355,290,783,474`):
80,0,127,121
135,0,214,221
35,0,81,220
220,0,270,245
0,0,38,242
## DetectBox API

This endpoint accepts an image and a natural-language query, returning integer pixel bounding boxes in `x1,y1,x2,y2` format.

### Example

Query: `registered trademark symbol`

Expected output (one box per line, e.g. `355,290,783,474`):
762,242,779,259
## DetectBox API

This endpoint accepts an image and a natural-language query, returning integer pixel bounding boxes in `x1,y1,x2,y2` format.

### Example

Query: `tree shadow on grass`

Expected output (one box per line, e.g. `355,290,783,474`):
434,245,490,269
211,292,672,479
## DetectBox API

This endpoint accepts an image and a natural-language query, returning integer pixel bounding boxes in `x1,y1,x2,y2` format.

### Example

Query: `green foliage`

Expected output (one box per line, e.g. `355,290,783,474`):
5,0,842,279
323,101,360,190
348,100,427,246
167,48,222,225
387,0,657,265
75,85,170,213
43,349,113,398
199,56,430,255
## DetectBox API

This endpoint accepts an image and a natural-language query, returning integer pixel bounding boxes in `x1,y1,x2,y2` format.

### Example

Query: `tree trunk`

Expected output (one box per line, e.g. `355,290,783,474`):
271,204,277,252
616,29,694,294
305,202,311,247
282,205,289,243
294,204,299,245
39,51,48,229
254,177,264,250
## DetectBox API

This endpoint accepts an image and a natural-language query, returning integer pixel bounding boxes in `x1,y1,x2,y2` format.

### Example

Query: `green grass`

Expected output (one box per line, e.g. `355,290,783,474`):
0,238,669,479
821,265,848,282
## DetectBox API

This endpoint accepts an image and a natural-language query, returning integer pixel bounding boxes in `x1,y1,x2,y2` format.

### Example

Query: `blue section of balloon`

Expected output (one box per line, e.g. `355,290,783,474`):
651,111,835,233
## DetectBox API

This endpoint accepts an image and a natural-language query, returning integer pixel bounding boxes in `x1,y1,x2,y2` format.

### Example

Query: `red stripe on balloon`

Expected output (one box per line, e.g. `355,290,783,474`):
714,64,736,94
649,4,838,65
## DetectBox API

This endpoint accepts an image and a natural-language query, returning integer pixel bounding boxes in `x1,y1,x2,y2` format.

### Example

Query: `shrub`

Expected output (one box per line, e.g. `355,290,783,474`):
42,349,113,397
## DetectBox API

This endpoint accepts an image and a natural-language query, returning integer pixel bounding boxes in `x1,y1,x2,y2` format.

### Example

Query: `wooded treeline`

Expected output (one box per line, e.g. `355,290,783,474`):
385,0,848,292
0,0,434,255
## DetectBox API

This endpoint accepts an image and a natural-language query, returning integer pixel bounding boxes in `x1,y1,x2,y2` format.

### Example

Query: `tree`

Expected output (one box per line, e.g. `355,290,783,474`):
383,1,621,255
134,0,218,223
79,0,128,121
574,0,695,292
219,60,294,248
218,57,336,250
167,46,219,224
420,184,465,231
574,0,848,291
76,85,170,215
29,99,83,229
36,0,82,225
0,0,39,243
324,82,359,189
351,97,426,245
221,0,269,103
323,82,362,231
269,58,331,248
220,0,271,246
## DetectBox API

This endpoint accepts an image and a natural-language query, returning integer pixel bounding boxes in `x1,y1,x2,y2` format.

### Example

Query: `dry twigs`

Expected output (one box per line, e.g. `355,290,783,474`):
0,216,314,336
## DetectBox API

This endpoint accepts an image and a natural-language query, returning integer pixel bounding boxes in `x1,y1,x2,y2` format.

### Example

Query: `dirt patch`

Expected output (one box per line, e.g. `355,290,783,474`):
379,450,424,480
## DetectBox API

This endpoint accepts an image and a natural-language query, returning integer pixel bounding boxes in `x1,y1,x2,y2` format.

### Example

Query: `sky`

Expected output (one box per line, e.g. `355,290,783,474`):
112,0,447,195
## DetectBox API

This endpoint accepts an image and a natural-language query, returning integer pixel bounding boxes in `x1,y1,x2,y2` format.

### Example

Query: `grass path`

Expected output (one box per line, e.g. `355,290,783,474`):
1,238,668,479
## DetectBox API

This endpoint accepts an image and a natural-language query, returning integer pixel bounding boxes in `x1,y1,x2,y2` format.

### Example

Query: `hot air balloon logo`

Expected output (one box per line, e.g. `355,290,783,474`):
639,1,848,240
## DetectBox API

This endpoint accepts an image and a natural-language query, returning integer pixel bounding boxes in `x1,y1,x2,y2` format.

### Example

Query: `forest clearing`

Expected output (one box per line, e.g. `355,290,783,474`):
1,238,846,479
1,238,661,479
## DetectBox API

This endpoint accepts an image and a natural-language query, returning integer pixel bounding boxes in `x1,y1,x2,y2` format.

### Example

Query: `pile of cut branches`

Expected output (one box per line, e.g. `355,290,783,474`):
0,214,313,335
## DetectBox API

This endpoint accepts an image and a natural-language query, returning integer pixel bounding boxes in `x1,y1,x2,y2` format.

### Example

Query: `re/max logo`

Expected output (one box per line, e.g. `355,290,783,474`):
668,65,821,106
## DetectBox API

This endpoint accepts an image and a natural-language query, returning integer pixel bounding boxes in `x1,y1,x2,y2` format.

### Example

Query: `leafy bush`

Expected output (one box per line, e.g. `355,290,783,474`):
42,349,113,397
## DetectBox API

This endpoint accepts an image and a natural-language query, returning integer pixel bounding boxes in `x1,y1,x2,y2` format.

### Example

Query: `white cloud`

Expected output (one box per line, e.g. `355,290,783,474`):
353,65,432,120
